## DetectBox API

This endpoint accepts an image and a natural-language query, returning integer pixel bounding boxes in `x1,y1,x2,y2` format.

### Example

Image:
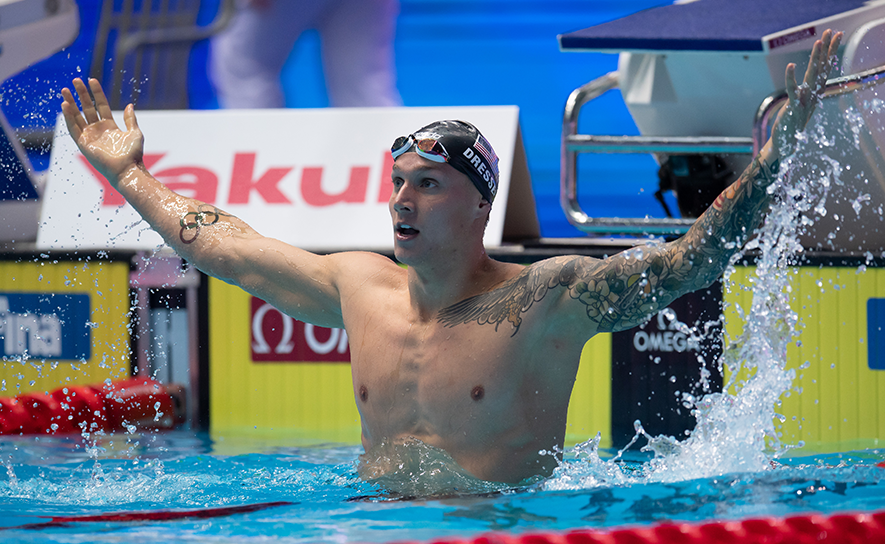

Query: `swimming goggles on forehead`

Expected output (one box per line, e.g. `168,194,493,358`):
390,134,449,163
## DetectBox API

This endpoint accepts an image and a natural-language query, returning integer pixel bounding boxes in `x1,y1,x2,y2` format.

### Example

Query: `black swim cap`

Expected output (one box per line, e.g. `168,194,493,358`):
391,120,499,203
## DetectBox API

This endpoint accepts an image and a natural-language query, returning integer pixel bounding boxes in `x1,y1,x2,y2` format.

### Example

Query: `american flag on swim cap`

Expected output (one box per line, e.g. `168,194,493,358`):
473,134,499,178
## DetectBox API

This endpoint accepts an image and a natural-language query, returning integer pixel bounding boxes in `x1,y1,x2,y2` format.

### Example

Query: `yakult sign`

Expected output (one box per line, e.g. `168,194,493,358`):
39,106,522,251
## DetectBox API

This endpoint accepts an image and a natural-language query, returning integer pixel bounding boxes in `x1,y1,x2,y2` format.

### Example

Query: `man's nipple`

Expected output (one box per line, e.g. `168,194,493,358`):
359,385,369,403
471,385,484,401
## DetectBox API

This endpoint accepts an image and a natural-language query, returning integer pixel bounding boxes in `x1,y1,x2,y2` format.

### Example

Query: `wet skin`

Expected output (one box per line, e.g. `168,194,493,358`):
59,29,841,485
344,153,579,481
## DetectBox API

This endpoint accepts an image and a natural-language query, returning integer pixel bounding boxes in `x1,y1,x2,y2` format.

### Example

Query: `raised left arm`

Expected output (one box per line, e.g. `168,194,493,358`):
540,30,842,335
649,29,843,300
438,31,842,338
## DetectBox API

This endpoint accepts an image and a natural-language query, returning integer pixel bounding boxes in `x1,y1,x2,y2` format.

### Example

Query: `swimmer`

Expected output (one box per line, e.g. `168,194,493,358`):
60,30,841,485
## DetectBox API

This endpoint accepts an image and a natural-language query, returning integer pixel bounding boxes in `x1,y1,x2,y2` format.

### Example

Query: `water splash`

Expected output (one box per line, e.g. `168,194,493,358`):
357,437,518,497
545,103,864,491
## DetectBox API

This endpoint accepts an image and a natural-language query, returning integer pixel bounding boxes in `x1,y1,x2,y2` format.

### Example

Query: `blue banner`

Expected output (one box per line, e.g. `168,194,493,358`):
0,293,91,361
867,298,885,370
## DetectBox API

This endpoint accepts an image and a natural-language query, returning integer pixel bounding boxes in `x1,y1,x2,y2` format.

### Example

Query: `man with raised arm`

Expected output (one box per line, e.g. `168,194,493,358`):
61,31,841,485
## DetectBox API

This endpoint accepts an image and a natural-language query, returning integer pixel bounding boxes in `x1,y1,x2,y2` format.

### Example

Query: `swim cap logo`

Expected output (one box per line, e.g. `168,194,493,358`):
462,141,498,196
413,131,443,141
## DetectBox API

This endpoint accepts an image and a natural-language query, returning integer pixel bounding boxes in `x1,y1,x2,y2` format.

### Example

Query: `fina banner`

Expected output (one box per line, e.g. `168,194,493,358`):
0,293,91,360
38,106,531,251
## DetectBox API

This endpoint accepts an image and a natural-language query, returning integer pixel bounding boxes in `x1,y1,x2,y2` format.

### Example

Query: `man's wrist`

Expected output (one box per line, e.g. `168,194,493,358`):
755,141,781,188
112,161,146,192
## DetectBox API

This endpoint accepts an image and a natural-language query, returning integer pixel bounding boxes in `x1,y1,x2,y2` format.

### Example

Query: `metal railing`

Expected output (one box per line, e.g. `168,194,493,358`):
561,62,885,236
91,0,236,110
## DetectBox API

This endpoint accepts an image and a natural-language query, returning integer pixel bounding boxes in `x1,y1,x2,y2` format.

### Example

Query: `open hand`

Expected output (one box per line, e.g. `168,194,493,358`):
771,29,842,157
60,78,144,186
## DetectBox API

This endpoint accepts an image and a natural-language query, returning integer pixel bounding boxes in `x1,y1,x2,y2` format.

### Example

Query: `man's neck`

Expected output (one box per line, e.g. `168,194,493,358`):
405,246,503,322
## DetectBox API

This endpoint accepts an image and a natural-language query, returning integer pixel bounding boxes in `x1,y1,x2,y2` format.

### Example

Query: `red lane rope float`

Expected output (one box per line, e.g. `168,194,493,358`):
399,511,885,544
0,378,180,435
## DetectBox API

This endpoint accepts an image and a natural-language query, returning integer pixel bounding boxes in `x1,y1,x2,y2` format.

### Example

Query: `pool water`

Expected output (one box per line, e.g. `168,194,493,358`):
1,432,883,543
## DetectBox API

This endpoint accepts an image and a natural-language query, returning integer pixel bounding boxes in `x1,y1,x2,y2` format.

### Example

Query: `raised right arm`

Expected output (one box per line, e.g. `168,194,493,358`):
61,78,347,328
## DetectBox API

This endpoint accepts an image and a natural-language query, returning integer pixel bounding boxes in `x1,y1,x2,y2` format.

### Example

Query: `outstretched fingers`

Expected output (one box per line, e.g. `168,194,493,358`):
123,103,140,133
61,77,133,144
776,29,844,157
804,30,843,93
823,31,843,86
60,86,86,141
88,78,115,123
785,62,798,104
71,78,98,124
815,30,833,89
802,36,824,91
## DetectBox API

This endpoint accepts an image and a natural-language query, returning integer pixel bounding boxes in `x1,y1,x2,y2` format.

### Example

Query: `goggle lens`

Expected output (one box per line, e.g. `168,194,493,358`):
391,135,412,159
390,135,448,163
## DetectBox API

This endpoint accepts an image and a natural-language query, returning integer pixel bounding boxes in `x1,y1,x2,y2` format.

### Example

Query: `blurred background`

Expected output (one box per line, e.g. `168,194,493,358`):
1,0,667,239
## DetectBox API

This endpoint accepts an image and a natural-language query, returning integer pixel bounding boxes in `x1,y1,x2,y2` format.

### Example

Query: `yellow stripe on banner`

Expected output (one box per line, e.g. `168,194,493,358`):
818,269,841,444
835,269,858,443
863,269,884,441
0,260,130,396
566,334,612,448
208,278,361,443
725,265,885,450
721,267,754,396
805,268,827,443
792,268,818,443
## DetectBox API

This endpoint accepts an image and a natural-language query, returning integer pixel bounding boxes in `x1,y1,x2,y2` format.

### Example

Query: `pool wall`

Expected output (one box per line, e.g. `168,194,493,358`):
725,265,885,449
1,254,881,452
207,275,613,447
207,261,885,451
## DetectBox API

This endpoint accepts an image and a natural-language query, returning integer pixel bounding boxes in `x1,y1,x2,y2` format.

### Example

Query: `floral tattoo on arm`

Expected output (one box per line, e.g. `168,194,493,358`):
438,155,780,335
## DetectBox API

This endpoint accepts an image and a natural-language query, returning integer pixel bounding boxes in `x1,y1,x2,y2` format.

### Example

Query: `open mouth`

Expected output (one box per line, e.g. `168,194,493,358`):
395,223,420,238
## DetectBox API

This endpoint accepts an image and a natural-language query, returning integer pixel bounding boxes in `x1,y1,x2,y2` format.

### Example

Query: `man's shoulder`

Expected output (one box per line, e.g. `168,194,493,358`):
437,255,606,335
330,250,396,265
329,250,404,286
479,255,606,295
519,255,604,284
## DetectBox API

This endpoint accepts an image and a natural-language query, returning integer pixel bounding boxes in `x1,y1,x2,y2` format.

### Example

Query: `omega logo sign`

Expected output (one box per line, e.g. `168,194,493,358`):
632,311,700,354
250,297,350,363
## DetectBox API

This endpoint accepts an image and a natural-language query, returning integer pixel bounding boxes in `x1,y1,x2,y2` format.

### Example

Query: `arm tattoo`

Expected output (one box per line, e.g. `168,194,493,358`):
438,155,780,335
687,154,780,284
438,253,674,335
178,204,234,244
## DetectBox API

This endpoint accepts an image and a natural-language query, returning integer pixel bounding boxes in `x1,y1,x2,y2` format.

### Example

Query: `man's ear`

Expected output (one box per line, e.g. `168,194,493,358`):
477,198,492,216
477,198,492,226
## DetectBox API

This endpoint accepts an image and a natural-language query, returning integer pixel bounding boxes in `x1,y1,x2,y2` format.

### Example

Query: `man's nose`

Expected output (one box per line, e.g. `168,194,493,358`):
392,185,414,213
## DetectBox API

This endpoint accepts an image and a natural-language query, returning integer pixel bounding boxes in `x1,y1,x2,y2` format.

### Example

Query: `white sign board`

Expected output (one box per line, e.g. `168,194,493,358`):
39,106,528,251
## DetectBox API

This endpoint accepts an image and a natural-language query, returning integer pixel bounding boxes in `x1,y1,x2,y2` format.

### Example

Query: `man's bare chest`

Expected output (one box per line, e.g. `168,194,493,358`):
344,310,538,433
349,316,520,397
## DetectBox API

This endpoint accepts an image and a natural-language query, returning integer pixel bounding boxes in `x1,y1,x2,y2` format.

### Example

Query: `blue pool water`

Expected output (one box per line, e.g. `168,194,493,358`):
1,432,883,543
